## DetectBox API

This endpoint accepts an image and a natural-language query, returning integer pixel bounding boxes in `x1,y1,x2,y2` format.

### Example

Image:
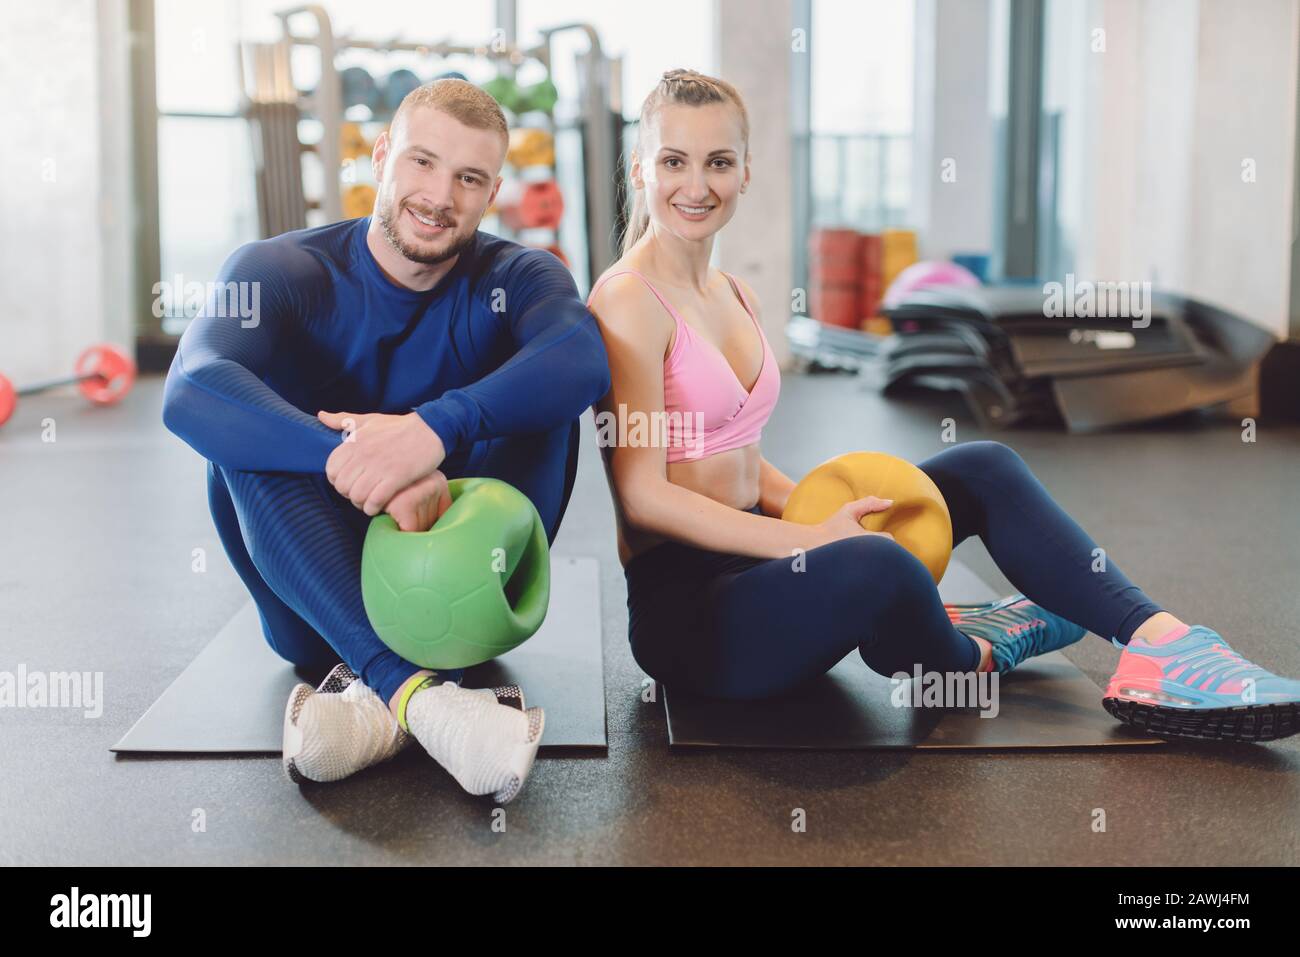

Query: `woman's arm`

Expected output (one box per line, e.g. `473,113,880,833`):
590,275,826,561
758,456,797,517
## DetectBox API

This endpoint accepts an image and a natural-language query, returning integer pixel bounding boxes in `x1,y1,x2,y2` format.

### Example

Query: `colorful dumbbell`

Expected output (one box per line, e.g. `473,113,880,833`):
496,180,564,230
0,343,137,429
507,128,555,169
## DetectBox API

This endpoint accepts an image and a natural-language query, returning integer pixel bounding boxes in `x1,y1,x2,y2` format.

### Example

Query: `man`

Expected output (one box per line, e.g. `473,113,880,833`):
162,80,609,802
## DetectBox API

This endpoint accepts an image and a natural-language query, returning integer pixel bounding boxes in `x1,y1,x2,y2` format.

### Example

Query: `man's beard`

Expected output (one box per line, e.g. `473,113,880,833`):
378,197,475,265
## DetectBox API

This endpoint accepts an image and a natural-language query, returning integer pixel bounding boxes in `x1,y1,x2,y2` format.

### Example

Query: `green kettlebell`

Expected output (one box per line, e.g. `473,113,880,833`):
360,477,550,670
516,78,558,114
482,75,522,113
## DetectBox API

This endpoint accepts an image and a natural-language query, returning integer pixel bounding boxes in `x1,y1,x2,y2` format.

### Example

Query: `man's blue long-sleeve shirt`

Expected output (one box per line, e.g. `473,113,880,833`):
162,218,610,473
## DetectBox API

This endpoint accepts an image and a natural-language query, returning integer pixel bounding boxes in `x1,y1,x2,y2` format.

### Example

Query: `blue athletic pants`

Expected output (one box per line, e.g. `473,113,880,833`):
625,441,1164,700
206,421,579,703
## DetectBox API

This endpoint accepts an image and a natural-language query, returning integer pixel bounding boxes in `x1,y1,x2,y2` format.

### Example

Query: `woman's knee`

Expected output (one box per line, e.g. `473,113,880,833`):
807,534,935,604
919,441,1030,505
930,439,1024,473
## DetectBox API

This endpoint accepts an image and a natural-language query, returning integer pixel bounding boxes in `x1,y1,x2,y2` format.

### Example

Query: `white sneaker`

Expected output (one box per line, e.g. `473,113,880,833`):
282,664,414,784
283,665,530,785
404,681,545,803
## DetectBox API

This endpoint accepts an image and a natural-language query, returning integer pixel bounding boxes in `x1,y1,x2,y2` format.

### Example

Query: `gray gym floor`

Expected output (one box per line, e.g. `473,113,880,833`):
2,370,1297,866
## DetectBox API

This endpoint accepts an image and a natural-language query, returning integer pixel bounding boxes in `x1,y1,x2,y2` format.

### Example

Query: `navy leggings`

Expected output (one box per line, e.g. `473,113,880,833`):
625,441,1164,700
206,420,579,703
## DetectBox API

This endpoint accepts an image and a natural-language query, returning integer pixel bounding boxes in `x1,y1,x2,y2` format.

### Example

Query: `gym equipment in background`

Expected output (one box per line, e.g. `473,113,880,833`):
517,77,559,114
806,229,894,333
860,234,885,331
0,344,138,428
808,229,862,329
246,8,622,283
339,122,371,161
244,40,308,237
883,260,982,309
507,127,556,169
496,179,564,230
360,477,551,670
880,228,919,292
339,65,381,112
951,253,991,283
483,75,559,116
870,286,1274,432
783,451,953,584
341,184,376,219
382,68,422,112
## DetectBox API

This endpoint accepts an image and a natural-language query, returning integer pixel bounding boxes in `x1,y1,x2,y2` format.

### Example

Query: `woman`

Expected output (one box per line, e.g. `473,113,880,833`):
585,68,1300,742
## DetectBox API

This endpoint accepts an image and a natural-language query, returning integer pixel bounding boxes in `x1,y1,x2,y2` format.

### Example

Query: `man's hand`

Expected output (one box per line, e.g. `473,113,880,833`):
384,470,453,533
317,410,447,516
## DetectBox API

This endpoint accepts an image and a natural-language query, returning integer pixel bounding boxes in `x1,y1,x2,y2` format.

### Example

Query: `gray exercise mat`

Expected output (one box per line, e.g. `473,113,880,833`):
664,560,1166,749
113,556,606,753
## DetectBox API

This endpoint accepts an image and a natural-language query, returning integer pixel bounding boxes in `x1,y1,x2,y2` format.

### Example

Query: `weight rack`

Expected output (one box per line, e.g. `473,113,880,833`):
239,3,625,285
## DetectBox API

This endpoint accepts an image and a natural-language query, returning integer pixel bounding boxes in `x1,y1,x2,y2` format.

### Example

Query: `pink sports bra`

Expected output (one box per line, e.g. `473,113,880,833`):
587,268,781,463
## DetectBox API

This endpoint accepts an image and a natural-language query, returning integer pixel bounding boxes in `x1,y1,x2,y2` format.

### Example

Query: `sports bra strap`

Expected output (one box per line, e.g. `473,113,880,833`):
588,269,686,328
720,271,757,320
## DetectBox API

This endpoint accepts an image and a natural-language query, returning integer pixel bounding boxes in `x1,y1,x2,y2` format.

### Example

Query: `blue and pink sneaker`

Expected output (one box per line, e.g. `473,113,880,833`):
1103,624,1300,742
945,594,1086,673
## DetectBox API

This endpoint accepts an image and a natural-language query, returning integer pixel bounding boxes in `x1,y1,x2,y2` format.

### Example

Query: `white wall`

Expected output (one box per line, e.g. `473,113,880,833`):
1087,0,1298,336
1184,0,1298,332
0,0,134,382
715,0,793,366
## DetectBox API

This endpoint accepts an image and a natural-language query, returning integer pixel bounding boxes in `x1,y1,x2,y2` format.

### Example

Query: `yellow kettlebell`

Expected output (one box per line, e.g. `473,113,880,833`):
783,451,953,583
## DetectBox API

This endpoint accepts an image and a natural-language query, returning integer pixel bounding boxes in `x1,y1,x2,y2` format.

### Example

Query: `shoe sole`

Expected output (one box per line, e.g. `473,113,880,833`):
1103,696,1300,742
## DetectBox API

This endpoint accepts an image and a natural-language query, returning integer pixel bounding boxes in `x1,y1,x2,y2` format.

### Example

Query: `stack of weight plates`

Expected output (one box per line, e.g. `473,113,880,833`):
788,285,1275,433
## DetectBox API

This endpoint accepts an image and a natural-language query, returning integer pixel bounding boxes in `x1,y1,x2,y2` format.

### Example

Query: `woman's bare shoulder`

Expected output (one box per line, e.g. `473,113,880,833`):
588,263,672,337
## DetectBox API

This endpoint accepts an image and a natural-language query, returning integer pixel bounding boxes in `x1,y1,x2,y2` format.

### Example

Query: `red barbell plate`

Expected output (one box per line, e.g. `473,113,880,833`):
0,373,15,427
75,344,137,406
497,180,564,230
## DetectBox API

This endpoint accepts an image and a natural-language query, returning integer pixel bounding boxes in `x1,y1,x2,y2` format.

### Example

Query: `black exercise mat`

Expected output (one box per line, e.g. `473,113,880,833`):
664,560,1166,749
113,556,606,753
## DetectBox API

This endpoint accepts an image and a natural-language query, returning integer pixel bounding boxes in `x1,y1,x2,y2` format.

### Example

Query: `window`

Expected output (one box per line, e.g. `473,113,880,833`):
808,0,915,230
153,1,494,329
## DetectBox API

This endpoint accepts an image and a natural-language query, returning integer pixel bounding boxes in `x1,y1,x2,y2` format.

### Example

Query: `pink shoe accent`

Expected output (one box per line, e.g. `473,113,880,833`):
1103,648,1166,699
1144,624,1191,646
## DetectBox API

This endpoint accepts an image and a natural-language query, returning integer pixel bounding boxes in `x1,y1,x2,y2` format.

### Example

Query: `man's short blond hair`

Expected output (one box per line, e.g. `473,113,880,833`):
392,78,509,152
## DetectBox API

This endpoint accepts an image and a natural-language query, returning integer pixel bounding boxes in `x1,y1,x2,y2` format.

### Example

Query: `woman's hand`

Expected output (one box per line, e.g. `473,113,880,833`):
810,496,895,547
384,470,453,533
